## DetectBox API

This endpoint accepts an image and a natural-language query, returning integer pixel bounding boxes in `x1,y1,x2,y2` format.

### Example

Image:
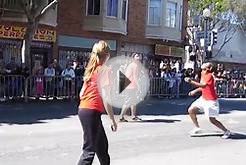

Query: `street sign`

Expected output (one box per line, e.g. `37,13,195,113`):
196,31,211,45
196,31,211,40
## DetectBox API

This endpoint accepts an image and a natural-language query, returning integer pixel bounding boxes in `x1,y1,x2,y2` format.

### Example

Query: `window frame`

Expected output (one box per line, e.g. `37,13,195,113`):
86,0,100,16
179,5,183,31
148,0,162,26
166,1,177,28
106,0,118,18
121,0,128,21
3,0,22,11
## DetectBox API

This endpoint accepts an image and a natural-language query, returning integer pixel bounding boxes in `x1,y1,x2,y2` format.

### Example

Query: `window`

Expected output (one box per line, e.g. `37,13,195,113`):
166,2,177,28
87,0,100,15
107,0,118,17
148,0,161,25
59,50,90,69
179,5,183,31
122,0,127,20
3,0,21,10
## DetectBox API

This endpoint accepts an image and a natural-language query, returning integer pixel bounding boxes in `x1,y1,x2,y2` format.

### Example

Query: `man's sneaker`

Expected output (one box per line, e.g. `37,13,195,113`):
189,127,203,135
132,116,142,121
119,117,128,122
221,130,231,139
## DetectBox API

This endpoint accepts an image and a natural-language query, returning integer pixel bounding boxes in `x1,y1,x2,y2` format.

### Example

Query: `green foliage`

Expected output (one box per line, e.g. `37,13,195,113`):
189,0,246,29
189,0,228,17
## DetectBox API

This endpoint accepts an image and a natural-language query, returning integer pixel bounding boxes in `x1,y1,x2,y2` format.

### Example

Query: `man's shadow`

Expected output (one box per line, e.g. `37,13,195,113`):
129,119,181,123
190,132,246,140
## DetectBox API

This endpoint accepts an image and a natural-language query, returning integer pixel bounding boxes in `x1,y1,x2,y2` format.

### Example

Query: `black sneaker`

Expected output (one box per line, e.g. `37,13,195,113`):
132,116,142,121
119,117,128,122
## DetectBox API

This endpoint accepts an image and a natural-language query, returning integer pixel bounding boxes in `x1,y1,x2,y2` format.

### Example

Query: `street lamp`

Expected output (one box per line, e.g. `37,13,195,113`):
202,8,211,63
203,8,211,18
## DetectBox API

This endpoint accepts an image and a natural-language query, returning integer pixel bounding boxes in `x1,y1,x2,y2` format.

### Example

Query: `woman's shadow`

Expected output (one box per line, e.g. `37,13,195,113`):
229,132,246,140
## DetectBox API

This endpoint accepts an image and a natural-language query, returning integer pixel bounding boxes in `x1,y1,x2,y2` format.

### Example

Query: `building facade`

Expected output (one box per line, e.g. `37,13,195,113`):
0,0,57,69
212,29,246,71
56,0,188,69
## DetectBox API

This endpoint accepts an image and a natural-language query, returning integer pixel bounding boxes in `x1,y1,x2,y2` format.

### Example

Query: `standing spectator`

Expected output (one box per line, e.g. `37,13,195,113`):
32,61,43,76
5,57,18,75
174,60,180,72
0,60,6,101
74,61,85,96
53,59,62,98
32,61,44,98
61,63,75,98
21,65,30,78
175,70,182,98
53,59,62,76
167,69,176,98
44,62,55,98
35,67,44,98
5,57,18,98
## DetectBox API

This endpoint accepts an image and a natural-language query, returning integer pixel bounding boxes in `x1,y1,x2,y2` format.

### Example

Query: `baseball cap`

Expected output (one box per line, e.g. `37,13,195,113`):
201,62,212,70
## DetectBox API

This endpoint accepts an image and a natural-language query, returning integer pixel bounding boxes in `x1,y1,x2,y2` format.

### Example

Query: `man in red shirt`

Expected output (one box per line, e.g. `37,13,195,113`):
185,62,231,139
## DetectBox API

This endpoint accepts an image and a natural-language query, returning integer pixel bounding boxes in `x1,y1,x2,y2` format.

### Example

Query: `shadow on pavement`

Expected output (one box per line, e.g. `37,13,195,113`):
135,97,246,116
0,98,245,125
219,99,246,114
230,132,246,140
0,100,78,125
138,119,181,123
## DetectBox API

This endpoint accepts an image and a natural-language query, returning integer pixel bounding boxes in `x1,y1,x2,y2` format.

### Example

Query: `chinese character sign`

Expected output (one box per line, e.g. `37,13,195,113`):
0,25,56,42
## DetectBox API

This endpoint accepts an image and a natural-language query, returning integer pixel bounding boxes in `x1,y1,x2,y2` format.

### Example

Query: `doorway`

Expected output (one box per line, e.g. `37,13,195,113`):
31,48,49,70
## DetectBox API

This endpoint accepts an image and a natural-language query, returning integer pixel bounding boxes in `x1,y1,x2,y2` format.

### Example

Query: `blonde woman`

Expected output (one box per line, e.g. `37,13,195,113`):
77,41,117,165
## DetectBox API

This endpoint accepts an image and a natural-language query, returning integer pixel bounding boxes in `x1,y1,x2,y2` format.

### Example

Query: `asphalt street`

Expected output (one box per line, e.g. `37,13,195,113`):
0,98,246,165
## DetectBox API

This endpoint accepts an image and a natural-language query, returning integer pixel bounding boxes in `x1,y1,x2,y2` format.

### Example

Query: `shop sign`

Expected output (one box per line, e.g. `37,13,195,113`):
0,25,56,42
155,44,169,56
171,47,185,57
155,44,184,57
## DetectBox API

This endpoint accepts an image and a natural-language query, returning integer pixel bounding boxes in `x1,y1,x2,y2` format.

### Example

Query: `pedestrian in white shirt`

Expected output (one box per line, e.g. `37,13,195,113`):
61,63,75,97
44,63,55,97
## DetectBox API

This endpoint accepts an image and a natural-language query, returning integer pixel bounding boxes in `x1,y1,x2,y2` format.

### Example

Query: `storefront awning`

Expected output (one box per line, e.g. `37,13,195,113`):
58,35,116,51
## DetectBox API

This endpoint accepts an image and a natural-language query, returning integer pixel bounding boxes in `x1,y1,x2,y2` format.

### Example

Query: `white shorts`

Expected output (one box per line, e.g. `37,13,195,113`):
190,97,219,118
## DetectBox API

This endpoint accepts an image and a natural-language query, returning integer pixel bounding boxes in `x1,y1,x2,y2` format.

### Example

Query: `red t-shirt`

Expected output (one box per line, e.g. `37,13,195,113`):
79,66,111,112
201,72,218,100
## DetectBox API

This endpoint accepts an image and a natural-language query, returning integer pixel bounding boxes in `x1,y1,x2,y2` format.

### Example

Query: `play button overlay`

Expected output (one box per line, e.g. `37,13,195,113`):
119,70,131,93
98,56,150,108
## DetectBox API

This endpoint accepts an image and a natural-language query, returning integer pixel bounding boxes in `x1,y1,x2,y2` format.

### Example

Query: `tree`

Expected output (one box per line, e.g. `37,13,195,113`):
19,0,58,70
188,0,246,59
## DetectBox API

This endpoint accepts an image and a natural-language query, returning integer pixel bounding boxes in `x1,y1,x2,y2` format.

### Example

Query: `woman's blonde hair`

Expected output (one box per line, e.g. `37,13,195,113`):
84,40,110,82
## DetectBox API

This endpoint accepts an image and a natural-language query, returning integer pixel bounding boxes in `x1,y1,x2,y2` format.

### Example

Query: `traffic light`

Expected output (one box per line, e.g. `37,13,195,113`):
205,50,212,59
188,45,192,53
211,29,218,45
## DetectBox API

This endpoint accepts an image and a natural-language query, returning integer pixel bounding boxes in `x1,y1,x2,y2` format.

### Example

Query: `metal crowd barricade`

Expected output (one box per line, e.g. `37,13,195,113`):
148,78,169,97
1,75,245,102
147,77,193,98
148,78,245,98
24,76,83,101
0,75,25,101
212,79,246,98
215,80,228,97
